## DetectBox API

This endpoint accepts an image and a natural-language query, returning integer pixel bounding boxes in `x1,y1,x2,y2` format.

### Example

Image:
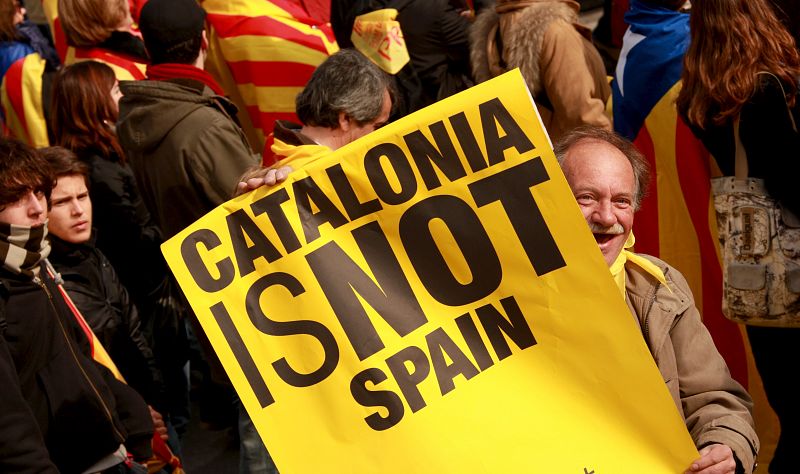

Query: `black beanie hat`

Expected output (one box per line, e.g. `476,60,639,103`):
139,0,206,54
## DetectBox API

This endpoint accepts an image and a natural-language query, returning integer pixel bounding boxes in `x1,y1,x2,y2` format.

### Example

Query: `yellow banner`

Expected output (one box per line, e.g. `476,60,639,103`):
162,70,697,473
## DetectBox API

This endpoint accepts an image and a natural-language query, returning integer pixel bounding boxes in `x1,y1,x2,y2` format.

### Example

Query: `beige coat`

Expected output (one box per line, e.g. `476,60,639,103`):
470,0,611,141
626,255,759,473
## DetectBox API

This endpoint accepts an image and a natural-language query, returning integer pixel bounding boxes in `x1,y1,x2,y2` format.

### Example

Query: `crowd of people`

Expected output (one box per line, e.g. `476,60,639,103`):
0,0,797,473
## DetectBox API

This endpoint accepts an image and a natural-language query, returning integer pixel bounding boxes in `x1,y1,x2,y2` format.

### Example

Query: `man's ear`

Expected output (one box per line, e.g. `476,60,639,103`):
201,30,209,51
338,111,351,132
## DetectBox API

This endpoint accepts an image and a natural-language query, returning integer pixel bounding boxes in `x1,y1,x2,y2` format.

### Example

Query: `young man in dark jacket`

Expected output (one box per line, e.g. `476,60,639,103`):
0,138,153,473
41,146,166,413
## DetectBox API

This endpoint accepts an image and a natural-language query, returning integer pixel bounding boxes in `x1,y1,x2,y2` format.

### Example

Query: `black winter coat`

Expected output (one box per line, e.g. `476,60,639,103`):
0,262,153,473
49,234,166,410
79,149,166,309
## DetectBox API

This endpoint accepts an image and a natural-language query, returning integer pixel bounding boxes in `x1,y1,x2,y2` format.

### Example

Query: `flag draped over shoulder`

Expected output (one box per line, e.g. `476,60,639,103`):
612,1,749,384
6,0,148,148
612,1,689,141
62,44,146,81
202,0,339,159
1,53,49,147
41,0,148,81
44,262,184,473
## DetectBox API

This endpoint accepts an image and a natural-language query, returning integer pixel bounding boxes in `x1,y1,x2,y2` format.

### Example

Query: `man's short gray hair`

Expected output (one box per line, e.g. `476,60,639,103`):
296,49,393,128
553,126,651,209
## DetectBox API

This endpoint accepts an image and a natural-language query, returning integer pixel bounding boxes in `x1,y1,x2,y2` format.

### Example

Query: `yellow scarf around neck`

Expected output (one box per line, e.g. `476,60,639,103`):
609,232,669,297
272,135,331,170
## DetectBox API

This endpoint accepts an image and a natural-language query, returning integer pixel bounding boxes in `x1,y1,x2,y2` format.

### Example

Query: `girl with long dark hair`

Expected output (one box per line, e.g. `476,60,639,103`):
50,60,162,305
50,59,191,445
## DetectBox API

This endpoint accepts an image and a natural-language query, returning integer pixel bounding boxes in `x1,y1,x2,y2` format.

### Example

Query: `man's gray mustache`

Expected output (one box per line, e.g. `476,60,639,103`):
588,222,625,235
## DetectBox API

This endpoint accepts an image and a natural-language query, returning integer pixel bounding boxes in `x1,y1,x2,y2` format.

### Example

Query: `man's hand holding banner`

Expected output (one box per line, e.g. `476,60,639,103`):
162,70,698,472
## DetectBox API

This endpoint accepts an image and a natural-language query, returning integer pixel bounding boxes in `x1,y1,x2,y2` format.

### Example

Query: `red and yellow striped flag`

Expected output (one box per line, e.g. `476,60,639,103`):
63,43,147,80
1,53,49,148
630,82,779,468
202,0,339,159
632,82,748,383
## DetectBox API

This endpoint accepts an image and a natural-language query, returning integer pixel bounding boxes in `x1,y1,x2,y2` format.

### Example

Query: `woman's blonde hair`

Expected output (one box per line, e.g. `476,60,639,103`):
58,0,130,47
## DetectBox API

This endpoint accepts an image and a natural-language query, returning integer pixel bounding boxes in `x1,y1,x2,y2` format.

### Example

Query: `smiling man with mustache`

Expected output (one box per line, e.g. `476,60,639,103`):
555,126,758,474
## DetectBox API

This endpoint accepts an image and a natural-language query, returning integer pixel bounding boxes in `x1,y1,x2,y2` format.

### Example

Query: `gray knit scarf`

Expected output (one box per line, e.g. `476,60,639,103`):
0,222,50,279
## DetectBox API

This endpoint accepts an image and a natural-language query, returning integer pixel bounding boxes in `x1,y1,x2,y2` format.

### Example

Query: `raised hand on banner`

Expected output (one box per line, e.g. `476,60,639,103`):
235,165,294,196
684,444,736,474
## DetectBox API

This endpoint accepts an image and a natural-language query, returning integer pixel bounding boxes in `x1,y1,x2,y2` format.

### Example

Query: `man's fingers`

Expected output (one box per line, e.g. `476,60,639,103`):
691,460,735,474
235,165,294,196
148,406,170,440
274,165,292,182
246,176,267,188
692,447,716,469
264,169,278,185
685,445,734,474
235,181,252,197
156,424,169,440
243,167,270,181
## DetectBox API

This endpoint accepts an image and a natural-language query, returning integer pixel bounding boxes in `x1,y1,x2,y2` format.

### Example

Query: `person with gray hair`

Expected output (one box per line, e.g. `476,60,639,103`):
240,48,394,192
556,126,758,474
269,49,392,162
295,48,393,133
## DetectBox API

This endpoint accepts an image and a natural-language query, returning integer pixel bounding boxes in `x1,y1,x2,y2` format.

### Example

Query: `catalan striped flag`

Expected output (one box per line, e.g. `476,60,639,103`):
64,45,147,80
1,53,49,148
5,0,147,148
613,1,778,463
202,0,339,159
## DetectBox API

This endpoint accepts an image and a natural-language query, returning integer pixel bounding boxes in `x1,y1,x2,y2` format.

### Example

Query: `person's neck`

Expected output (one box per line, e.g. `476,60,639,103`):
193,51,205,70
114,23,133,34
300,125,345,150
